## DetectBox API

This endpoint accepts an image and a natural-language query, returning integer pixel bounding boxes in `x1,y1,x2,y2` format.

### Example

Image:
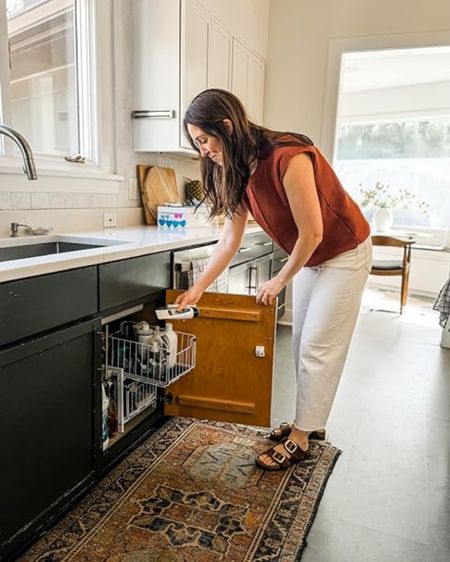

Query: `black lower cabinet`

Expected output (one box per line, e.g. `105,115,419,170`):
0,318,101,560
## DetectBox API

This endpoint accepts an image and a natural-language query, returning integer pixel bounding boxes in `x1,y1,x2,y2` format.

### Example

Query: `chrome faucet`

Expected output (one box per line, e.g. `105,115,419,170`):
0,124,37,180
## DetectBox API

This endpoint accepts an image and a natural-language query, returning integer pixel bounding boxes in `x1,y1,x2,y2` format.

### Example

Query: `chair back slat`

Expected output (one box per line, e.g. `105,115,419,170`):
371,235,412,248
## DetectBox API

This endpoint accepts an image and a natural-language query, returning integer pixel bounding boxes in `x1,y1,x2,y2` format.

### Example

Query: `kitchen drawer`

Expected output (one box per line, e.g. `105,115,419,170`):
99,251,171,311
0,266,98,347
231,231,274,267
271,245,288,275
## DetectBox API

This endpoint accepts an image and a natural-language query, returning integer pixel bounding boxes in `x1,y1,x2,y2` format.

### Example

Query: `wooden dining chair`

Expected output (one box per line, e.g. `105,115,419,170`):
370,235,415,314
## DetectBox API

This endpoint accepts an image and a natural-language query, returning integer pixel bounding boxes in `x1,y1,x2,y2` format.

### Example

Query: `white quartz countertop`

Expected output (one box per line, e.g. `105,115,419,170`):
0,224,263,283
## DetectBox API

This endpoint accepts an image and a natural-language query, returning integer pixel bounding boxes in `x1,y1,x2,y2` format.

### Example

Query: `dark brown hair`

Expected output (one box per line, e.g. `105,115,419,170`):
183,88,313,219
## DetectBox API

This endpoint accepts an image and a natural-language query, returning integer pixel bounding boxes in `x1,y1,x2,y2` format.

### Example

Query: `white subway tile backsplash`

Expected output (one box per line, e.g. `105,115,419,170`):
11,193,31,209
92,194,110,207
31,193,49,209
0,193,11,210
63,193,95,208
47,193,64,208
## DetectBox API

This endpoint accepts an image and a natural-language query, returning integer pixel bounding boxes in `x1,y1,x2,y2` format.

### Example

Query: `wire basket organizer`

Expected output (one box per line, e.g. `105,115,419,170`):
106,367,157,433
106,327,197,388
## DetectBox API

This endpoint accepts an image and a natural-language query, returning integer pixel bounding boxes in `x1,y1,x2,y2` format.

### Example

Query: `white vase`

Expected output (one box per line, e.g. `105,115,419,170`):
372,207,394,232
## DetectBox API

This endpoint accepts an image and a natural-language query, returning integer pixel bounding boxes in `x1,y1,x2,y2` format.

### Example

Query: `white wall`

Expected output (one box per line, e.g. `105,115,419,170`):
265,0,450,154
265,0,450,309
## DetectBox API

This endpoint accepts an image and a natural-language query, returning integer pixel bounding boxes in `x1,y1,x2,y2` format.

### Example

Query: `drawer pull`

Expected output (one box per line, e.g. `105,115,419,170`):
238,247,252,253
280,257,288,263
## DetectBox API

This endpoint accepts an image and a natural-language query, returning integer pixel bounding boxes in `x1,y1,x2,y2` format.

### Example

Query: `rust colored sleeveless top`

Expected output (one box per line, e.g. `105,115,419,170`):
241,143,370,267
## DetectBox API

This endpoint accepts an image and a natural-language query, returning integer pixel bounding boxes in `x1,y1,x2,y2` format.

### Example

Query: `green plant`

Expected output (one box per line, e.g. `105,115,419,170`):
359,181,430,215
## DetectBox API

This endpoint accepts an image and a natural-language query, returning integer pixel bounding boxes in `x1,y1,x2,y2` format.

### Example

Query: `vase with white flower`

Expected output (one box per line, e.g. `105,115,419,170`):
359,182,430,232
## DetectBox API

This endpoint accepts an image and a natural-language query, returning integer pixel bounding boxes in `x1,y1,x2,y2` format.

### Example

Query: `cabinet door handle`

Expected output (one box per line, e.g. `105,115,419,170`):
238,247,252,253
131,110,176,119
259,241,272,246
280,257,288,263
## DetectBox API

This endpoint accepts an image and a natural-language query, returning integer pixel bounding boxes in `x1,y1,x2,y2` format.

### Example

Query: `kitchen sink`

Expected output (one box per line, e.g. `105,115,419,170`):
0,236,128,263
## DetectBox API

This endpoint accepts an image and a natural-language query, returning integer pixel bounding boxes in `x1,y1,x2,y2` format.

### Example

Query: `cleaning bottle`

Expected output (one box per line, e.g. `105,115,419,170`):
137,323,154,363
148,342,165,382
162,322,178,369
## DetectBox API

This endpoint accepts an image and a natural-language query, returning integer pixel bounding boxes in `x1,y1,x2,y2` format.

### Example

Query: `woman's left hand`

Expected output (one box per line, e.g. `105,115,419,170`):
256,277,286,306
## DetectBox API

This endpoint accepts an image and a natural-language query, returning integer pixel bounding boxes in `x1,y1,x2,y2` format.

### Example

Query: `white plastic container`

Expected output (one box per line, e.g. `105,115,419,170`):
137,324,154,361
162,322,178,369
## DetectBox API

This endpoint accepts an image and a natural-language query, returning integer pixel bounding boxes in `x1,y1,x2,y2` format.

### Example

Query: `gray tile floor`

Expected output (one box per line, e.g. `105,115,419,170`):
271,292,450,562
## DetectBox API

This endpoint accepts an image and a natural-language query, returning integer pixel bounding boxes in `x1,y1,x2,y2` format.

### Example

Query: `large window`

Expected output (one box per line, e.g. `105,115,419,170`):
0,0,97,162
334,47,450,230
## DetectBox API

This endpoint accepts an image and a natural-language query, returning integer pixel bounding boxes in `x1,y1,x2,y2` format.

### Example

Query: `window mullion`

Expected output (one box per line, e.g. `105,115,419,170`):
75,0,98,164
0,0,13,155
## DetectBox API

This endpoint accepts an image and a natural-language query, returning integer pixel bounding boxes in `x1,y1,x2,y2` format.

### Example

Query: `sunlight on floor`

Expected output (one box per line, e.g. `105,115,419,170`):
361,287,440,329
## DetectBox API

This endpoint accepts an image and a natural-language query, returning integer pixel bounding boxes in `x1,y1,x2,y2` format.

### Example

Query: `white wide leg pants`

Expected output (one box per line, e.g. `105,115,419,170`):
292,237,372,431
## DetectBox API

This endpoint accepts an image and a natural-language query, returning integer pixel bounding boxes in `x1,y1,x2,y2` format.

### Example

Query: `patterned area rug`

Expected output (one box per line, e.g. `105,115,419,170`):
20,418,341,562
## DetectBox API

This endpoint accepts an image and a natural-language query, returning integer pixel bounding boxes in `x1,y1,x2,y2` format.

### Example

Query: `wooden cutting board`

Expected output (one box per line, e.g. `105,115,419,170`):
137,165,180,224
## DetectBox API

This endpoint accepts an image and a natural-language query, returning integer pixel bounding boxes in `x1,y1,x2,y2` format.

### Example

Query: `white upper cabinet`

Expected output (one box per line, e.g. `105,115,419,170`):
132,0,266,154
208,22,232,91
246,51,265,124
180,0,209,149
231,38,265,123
231,39,248,105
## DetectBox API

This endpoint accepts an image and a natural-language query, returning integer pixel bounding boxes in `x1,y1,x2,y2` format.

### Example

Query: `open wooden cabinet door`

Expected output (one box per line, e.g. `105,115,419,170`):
164,290,277,427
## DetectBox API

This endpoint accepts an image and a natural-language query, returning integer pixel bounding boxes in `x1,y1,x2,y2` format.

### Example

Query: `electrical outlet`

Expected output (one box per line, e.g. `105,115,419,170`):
128,178,138,200
103,213,117,228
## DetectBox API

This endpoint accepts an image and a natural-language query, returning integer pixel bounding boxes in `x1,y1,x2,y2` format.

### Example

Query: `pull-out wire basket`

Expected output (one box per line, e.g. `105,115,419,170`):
107,329,196,388
107,367,157,433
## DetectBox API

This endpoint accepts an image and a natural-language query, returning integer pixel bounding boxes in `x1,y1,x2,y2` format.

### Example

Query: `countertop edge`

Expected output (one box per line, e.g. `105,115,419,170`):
0,225,263,283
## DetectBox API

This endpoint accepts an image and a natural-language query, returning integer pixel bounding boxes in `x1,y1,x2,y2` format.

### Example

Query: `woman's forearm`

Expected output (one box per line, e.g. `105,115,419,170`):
276,234,322,286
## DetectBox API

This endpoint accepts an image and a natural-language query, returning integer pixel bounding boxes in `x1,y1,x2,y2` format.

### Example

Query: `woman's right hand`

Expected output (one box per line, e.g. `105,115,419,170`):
174,285,204,310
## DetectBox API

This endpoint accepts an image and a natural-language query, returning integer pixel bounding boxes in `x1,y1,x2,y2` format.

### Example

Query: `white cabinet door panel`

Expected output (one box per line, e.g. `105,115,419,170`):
181,0,209,148
231,39,248,105
208,23,231,90
247,55,265,123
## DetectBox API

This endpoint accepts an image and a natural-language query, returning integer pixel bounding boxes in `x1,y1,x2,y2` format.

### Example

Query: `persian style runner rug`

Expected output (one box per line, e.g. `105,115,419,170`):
20,418,341,562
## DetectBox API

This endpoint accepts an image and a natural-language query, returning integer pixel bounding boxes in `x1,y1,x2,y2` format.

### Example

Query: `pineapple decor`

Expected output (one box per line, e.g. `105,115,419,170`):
184,177,204,205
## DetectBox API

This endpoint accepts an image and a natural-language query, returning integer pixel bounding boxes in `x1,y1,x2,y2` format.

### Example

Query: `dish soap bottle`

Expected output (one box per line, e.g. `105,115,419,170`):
162,323,178,369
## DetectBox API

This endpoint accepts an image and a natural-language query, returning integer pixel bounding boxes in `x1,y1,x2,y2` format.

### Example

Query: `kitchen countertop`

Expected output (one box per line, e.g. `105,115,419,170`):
0,224,263,283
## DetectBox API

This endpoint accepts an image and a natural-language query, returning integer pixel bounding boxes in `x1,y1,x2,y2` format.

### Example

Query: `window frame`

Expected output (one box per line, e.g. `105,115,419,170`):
0,0,121,187
321,31,450,244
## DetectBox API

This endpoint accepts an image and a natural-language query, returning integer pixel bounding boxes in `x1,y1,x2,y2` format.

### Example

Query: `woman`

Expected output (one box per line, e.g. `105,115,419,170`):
175,88,372,471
